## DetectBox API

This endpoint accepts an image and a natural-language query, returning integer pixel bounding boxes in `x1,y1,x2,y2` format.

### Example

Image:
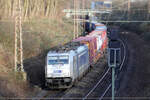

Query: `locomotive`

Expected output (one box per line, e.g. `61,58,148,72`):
45,21,108,88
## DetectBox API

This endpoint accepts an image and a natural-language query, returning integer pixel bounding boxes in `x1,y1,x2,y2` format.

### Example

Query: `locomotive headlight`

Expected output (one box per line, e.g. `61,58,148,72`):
64,78,71,83
62,70,70,76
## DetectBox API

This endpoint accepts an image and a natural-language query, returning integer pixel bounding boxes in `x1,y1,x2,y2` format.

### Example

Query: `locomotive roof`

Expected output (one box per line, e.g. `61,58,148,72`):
96,26,107,30
49,42,84,53
90,30,102,35
73,36,96,42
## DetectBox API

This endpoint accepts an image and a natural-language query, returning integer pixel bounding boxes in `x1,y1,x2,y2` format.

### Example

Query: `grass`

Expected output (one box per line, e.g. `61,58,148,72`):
22,18,75,58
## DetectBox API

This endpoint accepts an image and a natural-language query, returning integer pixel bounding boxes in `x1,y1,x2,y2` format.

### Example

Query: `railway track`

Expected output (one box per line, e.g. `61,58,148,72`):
83,68,111,100
59,55,108,99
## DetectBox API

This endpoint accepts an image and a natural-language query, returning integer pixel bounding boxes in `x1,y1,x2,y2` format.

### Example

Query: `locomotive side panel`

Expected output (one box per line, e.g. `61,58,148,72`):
77,48,89,77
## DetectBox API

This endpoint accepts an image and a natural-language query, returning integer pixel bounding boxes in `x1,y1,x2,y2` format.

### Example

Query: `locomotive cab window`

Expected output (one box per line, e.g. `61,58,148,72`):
79,51,88,66
48,56,69,65
59,56,69,64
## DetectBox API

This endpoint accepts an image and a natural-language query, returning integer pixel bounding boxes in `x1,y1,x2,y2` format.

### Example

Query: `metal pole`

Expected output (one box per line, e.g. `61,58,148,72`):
147,0,150,20
128,0,131,20
14,0,26,80
19,0,24,72
82,0,85,34
73,0,76,39
76,0,79,38
112,50,116,100
112,67,115,100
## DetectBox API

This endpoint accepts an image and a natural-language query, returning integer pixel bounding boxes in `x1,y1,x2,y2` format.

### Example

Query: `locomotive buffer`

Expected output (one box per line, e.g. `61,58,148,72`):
108,40,121,100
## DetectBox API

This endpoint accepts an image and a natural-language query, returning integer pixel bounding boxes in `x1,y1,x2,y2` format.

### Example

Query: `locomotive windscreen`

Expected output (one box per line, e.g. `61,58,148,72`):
48,56,69,65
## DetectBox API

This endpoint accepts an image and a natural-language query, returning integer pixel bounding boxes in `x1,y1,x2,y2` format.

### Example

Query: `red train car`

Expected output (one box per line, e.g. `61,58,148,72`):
73,23,107,65
95,23,107,37
90,30,107,50
86,34,102,62
72,36,97,65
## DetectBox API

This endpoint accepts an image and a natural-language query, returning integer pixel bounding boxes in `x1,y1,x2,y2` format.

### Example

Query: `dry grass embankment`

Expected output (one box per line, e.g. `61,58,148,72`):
0,0,82,98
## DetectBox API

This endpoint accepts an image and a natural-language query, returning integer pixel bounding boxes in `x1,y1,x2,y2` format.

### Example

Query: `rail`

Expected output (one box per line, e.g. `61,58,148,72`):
99,38,127,100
